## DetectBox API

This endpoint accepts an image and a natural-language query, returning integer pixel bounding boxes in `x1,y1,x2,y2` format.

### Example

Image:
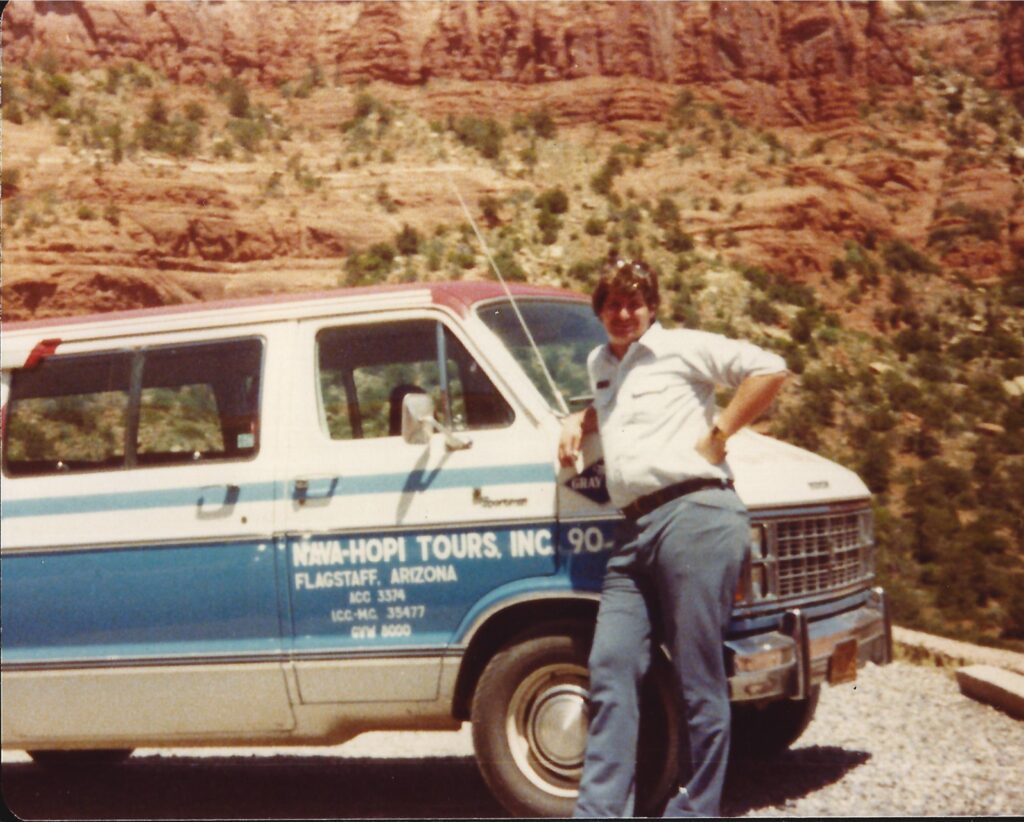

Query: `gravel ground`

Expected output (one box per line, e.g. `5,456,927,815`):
3,659,1022,818
725,660,1024,817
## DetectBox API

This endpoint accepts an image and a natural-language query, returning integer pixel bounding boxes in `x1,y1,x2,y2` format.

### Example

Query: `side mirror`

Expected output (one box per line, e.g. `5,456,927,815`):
401,392,472,451
401,393,436,445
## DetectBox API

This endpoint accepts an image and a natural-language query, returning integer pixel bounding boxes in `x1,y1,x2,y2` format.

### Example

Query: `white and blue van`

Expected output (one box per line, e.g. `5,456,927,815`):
0,281,891,816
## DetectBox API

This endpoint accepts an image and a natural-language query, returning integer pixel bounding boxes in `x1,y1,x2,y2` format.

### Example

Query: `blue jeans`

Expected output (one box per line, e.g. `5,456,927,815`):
574,487,749,817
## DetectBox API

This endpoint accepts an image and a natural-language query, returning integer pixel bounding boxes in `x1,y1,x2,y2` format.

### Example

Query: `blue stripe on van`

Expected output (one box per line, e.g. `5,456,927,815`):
2,463,554,518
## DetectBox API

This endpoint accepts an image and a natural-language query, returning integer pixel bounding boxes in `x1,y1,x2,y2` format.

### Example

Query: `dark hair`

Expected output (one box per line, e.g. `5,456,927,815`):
591,258,660,316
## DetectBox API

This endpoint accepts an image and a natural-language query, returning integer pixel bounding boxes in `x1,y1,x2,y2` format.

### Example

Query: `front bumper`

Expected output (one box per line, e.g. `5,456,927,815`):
725,587,892,703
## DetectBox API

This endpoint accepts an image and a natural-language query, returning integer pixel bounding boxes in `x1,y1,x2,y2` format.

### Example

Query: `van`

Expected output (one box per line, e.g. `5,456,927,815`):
0,281,891,816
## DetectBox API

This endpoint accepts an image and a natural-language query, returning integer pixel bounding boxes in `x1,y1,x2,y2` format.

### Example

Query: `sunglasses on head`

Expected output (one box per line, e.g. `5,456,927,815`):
610,258,654,277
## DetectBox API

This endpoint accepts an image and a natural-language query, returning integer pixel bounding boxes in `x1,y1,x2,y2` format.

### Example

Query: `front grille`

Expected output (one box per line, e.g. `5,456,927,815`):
774,513,867,598
737,504,875,608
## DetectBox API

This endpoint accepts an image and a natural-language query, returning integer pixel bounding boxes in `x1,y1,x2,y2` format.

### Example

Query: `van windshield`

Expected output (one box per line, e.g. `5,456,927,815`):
477,299,606,413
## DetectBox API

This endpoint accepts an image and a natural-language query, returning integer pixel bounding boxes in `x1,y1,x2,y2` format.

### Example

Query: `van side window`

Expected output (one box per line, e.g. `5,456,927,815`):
317,320,513,440
136,339,262,466
3,338,262,476
3,354,132,475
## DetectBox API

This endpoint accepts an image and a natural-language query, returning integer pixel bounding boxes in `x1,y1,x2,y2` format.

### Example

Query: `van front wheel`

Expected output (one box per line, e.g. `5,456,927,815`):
470,632,678,817
472,633,590,817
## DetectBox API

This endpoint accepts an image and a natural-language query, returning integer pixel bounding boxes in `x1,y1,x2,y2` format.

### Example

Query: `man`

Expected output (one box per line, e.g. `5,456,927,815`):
559,258,788,817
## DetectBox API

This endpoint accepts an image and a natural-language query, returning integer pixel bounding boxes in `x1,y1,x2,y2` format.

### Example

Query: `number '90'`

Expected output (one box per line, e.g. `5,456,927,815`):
566,526,612,554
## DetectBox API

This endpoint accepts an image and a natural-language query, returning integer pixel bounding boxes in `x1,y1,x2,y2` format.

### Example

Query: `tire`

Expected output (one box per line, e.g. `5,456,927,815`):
730,685,820,759
470,631,678,818
28,748,134,769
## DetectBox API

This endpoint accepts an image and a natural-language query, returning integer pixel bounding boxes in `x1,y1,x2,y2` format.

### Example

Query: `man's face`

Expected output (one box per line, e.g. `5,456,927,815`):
599,287,653,354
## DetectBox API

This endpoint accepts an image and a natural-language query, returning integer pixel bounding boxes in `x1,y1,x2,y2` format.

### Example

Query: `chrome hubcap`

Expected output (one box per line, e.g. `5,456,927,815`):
528,683,590,773
506,662,590,797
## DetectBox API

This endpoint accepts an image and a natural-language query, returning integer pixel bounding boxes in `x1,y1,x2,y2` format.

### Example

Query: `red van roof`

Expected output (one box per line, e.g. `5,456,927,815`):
4,280,585,332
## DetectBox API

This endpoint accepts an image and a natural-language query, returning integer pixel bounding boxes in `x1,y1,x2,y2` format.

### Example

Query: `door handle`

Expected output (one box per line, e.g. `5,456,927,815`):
197,484,240,517
293,475,339,505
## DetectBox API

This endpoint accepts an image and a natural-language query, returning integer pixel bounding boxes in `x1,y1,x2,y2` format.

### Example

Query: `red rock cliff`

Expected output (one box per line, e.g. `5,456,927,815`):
2,0,915,126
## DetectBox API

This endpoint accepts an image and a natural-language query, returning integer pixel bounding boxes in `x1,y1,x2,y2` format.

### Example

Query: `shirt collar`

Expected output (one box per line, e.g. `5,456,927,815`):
637,321,668,354
595,321,667,370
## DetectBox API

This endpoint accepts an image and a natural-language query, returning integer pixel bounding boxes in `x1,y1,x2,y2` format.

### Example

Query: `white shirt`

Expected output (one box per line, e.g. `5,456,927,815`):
588,322,787,509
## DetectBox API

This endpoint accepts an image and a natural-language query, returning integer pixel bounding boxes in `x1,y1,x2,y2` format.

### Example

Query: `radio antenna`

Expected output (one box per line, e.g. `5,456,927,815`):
446,175,570,416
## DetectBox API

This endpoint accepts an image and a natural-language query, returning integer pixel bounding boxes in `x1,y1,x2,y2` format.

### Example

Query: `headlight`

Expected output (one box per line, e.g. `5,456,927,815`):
749,524,765,559
751,565,767,600
858,511,874,545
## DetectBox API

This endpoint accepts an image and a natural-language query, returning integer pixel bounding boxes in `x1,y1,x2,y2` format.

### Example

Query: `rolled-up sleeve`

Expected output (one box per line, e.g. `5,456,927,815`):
686,330,788,388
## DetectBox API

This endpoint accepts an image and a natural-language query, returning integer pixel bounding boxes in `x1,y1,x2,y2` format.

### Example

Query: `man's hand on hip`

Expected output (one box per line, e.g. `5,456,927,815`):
695,428,728,465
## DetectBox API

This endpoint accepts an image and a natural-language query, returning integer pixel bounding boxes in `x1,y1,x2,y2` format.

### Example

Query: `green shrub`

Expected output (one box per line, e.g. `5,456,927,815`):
134,105,201,157
537,208,561,244
748,299,780,325
946,335,978,362
76,204,96,220
184,101,207,122
375,183,397,213
227,80,251,119
104,66,122,95
653,197,679,228
858,432,892,493
663,225,694,253
930,202,1002,245
590,154,624,196
971,373,1006,403
535,187,569,215
451,115,504,159
990,331,1023,359
354,92,376,119
771,402,820,451
671,89,695,119
528,107,556,139
226,118,265,152
913,352,950,382
491,248,526,281
395,224,422,256
844,241,879,277
1002,576,1024,639
882,239,938,274
425,239,444,271
567,259,600,283
264,172,283,197
584,216,606,237
1004,400,1024,434
903,427,941,459
345,242,396,284
470,196,498,228
790,308,817,343
866,406,897,432
893,327,941,356
448,243,476,269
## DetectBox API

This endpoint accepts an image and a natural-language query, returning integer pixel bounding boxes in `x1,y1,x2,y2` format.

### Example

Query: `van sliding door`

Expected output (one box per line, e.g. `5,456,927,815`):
1,331,294,743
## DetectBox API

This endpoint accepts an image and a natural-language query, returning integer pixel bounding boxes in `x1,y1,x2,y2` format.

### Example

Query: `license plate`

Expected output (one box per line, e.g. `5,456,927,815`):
828,638,858,685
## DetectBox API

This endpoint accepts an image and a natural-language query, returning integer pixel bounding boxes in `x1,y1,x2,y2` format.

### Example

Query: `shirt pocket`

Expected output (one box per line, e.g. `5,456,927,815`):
627,377,670,422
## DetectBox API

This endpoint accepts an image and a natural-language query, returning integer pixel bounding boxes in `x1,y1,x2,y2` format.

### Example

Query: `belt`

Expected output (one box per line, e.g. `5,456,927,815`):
621,477,735,521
